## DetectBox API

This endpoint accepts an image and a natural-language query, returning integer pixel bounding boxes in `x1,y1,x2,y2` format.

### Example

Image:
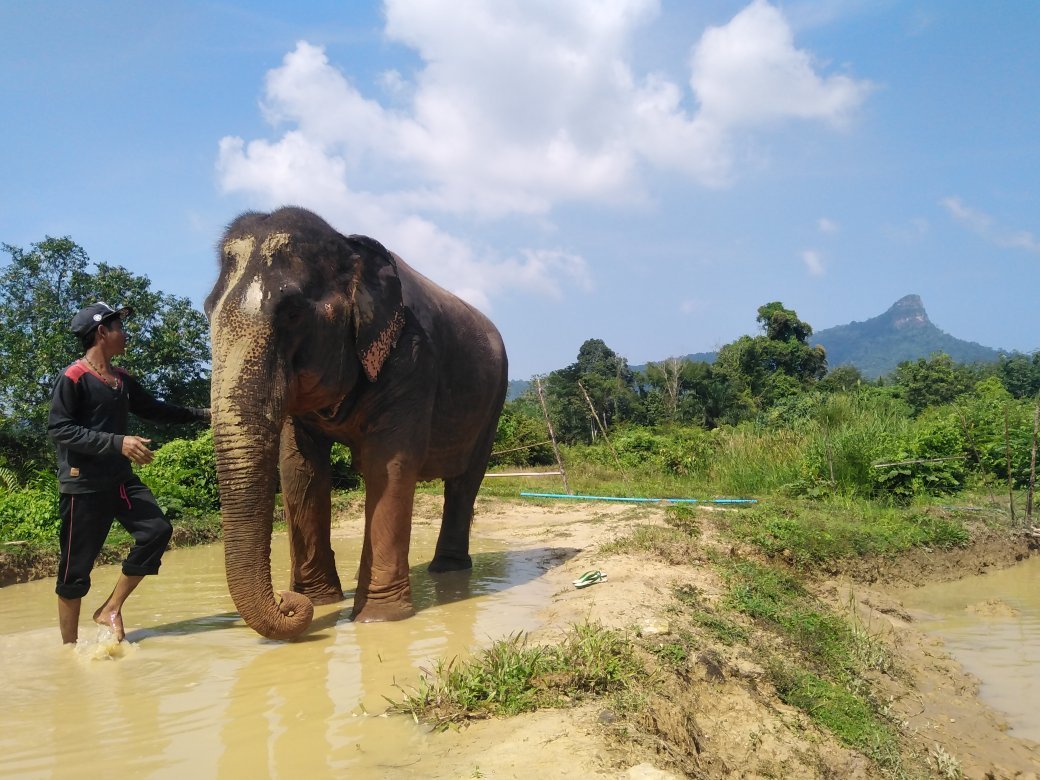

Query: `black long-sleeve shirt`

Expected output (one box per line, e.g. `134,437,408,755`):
47,359,206,493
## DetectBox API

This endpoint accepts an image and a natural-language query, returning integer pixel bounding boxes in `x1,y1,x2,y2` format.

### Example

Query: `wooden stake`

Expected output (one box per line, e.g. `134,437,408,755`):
535,377,570,495
577,380,629,482
1005,406,1016,525
1028,400,1038,527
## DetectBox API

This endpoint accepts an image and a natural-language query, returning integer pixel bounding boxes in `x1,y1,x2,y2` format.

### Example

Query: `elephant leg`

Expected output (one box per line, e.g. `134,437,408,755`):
428,470,482,572
280,418,343,605
430,421,497,573
352,459,417,622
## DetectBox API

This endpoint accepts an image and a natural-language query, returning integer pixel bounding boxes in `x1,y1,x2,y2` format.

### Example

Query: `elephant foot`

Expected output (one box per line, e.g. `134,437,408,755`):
428,553,473,573
351,599,416,623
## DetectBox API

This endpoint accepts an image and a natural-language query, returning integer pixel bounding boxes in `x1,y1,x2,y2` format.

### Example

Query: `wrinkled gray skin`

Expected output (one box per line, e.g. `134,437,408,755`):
205,207,507,640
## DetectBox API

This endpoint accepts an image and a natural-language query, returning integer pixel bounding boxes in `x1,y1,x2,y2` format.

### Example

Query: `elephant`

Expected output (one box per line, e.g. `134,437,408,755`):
205,207,508,640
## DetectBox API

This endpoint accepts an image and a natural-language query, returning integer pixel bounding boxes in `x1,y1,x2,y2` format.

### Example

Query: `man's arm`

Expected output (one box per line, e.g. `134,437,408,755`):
47,373,124,455
123,372,210,425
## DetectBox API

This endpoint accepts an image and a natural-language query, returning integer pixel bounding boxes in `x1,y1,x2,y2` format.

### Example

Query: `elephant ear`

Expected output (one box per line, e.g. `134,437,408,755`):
347,234,405,382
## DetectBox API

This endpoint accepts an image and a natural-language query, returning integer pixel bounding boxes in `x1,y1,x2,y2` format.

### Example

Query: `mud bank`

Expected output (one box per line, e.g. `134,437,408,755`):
406,496,1040,780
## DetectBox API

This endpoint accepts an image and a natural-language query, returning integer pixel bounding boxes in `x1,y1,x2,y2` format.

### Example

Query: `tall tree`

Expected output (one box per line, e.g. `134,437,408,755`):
0,237,210,466
545,338,640,443
892,353,974,415
714,302,826,412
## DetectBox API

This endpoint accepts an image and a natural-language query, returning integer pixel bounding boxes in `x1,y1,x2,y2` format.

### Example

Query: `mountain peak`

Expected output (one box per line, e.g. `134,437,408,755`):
883,294,931,330
811,294,999,377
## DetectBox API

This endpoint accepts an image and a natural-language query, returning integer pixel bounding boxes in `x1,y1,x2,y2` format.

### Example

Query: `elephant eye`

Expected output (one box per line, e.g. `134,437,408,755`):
276,294,308,325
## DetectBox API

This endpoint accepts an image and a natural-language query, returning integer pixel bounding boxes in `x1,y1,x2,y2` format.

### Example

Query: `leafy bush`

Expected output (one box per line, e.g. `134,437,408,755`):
491,405,555,467
0,478,60,544
138,429,219,518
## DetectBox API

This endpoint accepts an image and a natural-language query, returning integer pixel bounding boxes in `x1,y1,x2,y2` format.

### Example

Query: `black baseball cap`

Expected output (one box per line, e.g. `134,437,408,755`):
71,302,134,337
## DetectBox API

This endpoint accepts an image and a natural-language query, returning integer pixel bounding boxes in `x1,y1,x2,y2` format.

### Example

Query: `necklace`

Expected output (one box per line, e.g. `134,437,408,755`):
83,356,119,389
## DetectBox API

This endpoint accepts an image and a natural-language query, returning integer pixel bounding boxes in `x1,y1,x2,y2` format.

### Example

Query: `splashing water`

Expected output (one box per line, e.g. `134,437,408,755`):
73,624,136,661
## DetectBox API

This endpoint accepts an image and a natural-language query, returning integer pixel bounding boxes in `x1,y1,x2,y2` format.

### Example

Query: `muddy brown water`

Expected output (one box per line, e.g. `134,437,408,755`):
898,555,1040,742
0,526,560,778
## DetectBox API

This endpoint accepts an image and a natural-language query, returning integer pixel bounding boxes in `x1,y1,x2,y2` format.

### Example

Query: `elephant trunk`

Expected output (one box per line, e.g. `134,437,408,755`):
211,332,313,640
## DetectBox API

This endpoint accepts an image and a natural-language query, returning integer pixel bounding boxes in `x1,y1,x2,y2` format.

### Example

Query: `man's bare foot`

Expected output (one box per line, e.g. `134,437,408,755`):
93,605,125,642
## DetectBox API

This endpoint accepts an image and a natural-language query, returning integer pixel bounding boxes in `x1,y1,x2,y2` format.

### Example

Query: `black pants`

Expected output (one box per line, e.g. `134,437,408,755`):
55,476,172,599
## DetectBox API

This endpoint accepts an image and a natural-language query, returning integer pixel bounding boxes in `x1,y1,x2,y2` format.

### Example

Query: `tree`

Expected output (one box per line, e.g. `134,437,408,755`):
640,358,744,428
818,364,864,394
997,352,1040,399
0,237,211,468
545,339,640,443
892,353,974,415
713,302,826,412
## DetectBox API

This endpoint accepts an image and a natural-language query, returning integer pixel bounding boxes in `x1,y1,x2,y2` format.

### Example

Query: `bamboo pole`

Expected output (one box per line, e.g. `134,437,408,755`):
535,377,570,494
1028,401,1038,527
490,440,553,457
577,380,629,482
1005,406,1016,525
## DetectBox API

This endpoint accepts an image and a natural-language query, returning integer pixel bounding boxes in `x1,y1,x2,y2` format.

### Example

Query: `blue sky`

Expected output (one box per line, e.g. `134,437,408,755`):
3,1,1038,380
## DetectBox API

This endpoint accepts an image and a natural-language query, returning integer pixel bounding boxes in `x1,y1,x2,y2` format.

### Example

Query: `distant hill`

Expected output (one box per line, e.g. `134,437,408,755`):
810,294,1002,378
506,295,1006,395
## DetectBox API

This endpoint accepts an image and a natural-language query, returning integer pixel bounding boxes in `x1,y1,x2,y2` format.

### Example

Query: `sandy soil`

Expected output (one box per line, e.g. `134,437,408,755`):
401,495,1040,780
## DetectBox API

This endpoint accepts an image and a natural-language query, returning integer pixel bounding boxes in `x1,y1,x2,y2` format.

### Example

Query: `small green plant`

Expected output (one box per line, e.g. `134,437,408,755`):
388,623,644,729
930,743,962,779
673,584,749,645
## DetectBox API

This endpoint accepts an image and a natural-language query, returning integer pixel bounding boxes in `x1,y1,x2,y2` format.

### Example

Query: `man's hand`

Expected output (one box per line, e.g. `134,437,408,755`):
122,436,154,465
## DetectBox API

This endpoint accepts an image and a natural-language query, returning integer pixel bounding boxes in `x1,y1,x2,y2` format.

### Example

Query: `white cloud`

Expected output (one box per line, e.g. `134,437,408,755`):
802,249,825,276
941,197,1040,254
690,0,873,131
818,217,838,233
216,1,872,308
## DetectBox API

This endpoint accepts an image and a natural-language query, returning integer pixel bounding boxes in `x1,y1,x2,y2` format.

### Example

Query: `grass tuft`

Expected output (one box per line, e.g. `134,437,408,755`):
388,623,644,729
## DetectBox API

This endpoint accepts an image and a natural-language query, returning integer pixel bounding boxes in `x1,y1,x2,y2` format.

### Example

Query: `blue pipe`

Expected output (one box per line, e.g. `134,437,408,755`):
519,491,757,504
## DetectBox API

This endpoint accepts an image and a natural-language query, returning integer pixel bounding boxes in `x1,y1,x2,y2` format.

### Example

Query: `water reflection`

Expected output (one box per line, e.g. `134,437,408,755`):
0,526,572,778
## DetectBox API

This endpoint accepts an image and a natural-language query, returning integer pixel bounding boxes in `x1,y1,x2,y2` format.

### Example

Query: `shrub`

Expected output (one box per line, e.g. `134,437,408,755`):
0,481,60,544
138,430,219,518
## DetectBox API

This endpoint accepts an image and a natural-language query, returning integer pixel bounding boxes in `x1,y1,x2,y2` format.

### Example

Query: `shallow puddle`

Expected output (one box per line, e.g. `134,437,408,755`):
898,555,1040,742
0,524,559,778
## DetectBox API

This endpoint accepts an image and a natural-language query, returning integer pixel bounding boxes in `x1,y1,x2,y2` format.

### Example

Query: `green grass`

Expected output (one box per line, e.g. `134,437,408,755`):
721,496,971,567
387,622,645,729
713,557,900,764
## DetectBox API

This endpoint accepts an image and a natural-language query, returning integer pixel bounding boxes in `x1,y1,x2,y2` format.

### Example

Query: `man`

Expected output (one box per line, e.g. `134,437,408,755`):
47,302,210,644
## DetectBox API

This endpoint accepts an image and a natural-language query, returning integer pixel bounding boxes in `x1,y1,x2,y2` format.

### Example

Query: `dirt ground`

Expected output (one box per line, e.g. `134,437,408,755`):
400,495,1040,780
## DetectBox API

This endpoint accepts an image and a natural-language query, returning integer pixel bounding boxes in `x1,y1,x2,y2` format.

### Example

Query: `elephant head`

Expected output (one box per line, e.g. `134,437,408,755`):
205,207,404,640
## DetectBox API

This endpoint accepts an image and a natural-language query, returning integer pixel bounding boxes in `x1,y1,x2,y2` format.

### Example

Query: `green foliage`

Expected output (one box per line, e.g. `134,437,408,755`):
892,353,976,415
719,558,898,755
997,351,1040,399
0,474,60,544
329,443,361,490
792,390,912,498
0,237,211,468
713,302,827,414
543,338,642,443
770,667,894,752
706,425,805,495
722,499,969,566
389,623,644,728
491,400,555,467
137,430,219,518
